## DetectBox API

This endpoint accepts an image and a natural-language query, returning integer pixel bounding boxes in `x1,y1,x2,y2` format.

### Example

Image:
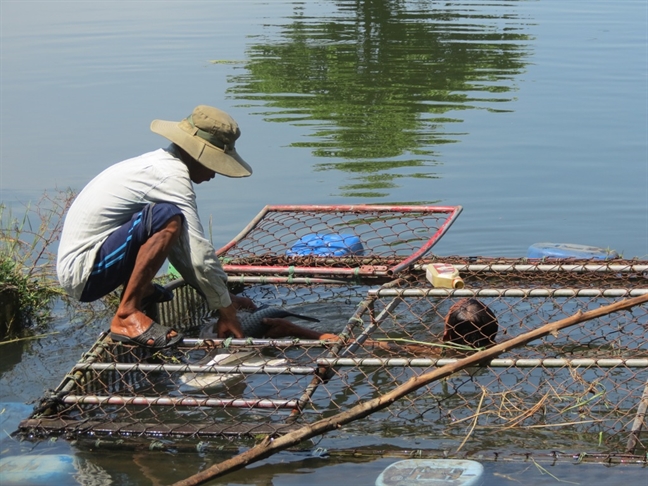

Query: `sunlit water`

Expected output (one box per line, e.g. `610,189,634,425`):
1,1,647,485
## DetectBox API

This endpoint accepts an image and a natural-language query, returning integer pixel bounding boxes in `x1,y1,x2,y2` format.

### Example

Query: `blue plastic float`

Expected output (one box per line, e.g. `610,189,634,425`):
0,454,78,486
287,233,364,257
527,242,618,260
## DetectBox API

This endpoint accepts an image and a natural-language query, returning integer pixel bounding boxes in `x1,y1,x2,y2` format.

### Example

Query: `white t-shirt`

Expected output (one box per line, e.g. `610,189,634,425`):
56,148,231,310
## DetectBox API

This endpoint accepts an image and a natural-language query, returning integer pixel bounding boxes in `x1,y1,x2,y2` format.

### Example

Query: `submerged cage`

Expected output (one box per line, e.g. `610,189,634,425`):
17,206,648,464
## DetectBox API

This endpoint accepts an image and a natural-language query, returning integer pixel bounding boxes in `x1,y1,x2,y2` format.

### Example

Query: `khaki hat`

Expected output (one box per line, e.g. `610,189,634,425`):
150,105,252,177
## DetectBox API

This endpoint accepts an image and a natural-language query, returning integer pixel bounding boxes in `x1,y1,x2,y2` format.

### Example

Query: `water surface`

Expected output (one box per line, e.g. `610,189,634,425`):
1,1,647,485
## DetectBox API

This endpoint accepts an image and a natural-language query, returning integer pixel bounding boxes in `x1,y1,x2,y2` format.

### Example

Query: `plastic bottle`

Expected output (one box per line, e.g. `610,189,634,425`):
425,263,465,289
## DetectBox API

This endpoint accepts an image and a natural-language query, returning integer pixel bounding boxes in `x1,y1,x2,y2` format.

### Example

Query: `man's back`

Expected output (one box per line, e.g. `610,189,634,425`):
57,148,193,298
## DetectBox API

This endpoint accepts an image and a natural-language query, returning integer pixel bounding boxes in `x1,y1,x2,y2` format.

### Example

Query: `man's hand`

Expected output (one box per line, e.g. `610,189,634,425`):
230,293,256,311
214,303,244,338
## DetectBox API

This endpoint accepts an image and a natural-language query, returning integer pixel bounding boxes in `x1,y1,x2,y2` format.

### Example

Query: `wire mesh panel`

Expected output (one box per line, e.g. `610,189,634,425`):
309,264,647,457
27,338,329,438
216,205,462,280
19,280,369,442
17,259,648,462
418,256,648,290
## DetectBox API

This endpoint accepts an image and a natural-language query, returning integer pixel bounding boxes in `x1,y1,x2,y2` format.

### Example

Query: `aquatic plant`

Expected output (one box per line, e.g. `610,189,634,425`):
0,190,75,337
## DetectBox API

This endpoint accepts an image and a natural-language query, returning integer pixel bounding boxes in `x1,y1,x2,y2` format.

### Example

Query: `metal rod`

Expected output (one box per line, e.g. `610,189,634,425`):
222,264,388,276
413,263,648,273
340,296,403,357
180,337,330,347
62,395,298,409
264,204,460,213
368,288,648,298
288,279,409,424
229,276,354,285
315,358,648,368
286,294,380,424
72,362,317,375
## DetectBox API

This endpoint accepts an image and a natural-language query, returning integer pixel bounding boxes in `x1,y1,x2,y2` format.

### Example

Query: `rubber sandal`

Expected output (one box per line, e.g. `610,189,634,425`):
110,321,183,349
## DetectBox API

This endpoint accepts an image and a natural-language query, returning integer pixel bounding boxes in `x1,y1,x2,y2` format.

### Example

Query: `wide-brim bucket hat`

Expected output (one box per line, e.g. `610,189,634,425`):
150,105,252,178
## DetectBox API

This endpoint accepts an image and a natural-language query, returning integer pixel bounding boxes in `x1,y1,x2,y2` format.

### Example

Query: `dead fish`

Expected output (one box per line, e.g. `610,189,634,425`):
239,305,320,338
180,349,287,391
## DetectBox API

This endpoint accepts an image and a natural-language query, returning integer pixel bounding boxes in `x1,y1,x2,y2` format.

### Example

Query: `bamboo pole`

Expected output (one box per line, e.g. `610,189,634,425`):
173,293,648,486
626,379,648,453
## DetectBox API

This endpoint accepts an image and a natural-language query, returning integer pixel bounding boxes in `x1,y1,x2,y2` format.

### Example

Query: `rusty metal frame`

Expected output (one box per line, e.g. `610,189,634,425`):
216,204,462,278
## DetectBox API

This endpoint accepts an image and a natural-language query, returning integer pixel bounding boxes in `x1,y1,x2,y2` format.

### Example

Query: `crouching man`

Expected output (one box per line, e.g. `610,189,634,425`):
57,105,255,349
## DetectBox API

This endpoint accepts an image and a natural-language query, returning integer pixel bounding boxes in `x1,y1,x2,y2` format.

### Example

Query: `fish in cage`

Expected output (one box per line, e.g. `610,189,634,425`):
179,348,288,392
201,304,339,340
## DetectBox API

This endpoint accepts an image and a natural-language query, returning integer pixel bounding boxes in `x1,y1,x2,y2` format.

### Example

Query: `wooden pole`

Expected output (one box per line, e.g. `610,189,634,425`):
626,379,648,453
173,292,648,486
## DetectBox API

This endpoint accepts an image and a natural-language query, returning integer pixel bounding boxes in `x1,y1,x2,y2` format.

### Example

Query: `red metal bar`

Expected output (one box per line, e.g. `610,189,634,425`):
222,264,389,276
388,205,463,274
226,276,353,284
264,204,460,213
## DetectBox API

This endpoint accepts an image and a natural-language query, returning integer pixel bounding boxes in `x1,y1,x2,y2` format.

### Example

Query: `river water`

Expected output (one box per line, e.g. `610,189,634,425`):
1,1,647,485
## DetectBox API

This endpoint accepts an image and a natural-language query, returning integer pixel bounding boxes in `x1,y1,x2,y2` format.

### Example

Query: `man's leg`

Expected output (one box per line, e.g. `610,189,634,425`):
81,203,185,348
110,214,183,346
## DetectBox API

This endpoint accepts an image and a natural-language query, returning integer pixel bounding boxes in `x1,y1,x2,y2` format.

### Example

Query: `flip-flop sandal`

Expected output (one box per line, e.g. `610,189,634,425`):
110,321,183,349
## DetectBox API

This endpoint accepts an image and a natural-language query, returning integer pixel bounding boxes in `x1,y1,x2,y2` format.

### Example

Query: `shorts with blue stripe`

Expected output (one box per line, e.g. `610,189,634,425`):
80,202,183,302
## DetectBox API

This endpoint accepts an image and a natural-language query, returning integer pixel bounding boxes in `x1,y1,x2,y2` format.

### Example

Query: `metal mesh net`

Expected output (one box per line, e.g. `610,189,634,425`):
17,207,647,463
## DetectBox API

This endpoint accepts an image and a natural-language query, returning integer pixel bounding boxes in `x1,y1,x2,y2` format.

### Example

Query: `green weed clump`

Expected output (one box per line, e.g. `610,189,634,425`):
0,190,75,338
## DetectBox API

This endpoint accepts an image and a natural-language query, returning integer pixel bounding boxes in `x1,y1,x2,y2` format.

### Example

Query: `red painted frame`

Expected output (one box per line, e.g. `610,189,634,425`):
216,205,462,278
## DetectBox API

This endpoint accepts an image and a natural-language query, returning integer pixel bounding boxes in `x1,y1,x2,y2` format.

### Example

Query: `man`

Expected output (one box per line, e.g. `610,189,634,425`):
57,105,257,349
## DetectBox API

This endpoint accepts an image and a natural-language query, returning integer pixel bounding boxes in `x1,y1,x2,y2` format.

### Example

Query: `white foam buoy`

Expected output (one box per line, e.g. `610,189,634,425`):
375,459,484,486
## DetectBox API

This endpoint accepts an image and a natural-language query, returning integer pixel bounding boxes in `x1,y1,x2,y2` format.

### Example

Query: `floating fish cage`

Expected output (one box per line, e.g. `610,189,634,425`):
17,206,648,465
216,204,463,281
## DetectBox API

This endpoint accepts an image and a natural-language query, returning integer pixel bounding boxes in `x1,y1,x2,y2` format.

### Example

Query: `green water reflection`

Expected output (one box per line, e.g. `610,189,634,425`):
227,1,532,197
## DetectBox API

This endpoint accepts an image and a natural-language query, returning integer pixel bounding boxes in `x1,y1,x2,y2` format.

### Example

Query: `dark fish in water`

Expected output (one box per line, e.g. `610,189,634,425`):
239,305,320,338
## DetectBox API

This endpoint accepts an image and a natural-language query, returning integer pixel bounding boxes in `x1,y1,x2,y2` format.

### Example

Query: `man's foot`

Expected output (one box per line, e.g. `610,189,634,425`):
111,321,183,349
110,312,182,349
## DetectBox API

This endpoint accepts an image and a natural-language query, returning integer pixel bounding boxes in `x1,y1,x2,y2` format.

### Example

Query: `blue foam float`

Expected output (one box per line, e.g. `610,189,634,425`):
287,233,364,257
527,242,618,260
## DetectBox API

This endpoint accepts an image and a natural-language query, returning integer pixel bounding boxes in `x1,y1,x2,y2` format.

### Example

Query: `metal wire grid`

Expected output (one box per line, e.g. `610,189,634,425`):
322,282,647,456
18,260,647,461
19,282,361,441
415,257,648,290
216,205,462,279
